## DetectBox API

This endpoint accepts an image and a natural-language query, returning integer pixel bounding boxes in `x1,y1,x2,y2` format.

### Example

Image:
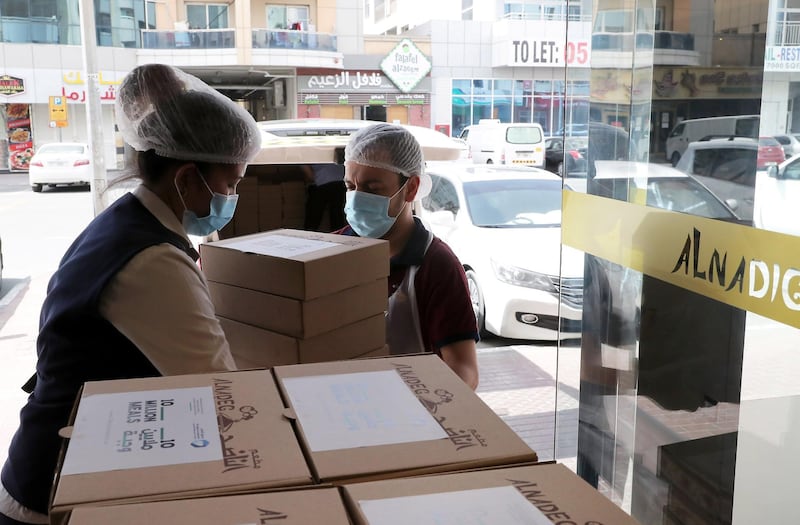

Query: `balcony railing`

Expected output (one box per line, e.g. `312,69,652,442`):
501,11,591,22
251,29,337,51
773,21,800,45
592,31,694,52
141,28,235,49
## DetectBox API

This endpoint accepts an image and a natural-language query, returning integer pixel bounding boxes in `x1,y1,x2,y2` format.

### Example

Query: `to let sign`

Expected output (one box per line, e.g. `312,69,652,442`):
380,39,432,93
508,39,590,67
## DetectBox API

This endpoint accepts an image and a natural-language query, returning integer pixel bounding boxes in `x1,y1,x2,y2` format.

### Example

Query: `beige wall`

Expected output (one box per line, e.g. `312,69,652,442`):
363,35,431,55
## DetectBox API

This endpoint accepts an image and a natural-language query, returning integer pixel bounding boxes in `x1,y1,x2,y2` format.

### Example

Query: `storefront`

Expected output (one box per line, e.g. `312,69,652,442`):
295,70,431,125
0,67,123,171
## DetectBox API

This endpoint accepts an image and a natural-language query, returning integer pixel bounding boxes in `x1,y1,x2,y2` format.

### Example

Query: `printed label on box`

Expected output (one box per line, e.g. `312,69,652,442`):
61,387,222,475
222,234,340,258
358,486,552,525
282,370,447,452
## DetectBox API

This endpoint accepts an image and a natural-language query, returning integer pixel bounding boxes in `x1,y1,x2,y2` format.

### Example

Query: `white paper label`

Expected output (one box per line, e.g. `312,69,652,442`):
282,370,447,452
61,387,222,475
223,234,340,257
359,486,552,525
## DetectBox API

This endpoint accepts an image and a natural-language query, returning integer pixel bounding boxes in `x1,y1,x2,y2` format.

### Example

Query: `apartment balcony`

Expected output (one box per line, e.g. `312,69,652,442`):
772,21,800,46
141,28,235,49
251,29,343,69
592,30,700,67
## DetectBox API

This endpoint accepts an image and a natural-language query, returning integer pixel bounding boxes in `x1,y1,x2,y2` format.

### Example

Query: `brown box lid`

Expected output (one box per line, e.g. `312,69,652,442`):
273,354,538,484
341,463,642,525
200,229,389,300
51,370,312,520
67,487,350,525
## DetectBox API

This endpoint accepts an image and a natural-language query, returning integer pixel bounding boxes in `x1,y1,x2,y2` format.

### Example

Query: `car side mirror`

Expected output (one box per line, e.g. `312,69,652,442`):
725,198,739,211
767,164,779,178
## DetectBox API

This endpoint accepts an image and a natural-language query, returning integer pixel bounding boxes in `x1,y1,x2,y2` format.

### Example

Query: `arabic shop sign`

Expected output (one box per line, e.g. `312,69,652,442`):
300,72,431,93
0,75,25,96
380,39,432,93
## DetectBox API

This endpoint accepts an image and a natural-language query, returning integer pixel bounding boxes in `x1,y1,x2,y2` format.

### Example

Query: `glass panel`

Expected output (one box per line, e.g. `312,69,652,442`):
186,4,207,29
207,4,228,29
267,6,287,29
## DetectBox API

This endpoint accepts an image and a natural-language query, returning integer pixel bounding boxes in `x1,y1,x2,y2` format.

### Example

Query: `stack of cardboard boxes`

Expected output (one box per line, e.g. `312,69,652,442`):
224,167,308,239
200,229,390,368
53,355,643,525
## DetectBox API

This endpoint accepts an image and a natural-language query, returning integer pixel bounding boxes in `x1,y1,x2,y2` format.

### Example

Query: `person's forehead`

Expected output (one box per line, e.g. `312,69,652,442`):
344,162,397,183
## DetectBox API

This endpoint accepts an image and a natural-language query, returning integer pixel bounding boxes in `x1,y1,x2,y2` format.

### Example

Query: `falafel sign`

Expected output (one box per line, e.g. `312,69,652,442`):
380,39,432,94
562,191,800,329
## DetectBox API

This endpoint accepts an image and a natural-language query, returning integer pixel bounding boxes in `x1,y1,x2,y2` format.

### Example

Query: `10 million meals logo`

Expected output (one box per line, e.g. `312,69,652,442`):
380,39,432,94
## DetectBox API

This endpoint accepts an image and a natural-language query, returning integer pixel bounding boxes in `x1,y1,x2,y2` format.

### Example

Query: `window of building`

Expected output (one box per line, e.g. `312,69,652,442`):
145,0,157,29
267,4,309,30
462,0,473,20
187,3,229,29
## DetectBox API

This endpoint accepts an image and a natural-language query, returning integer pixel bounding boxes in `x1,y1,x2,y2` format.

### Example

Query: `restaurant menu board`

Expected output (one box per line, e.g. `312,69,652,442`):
6,103,33,171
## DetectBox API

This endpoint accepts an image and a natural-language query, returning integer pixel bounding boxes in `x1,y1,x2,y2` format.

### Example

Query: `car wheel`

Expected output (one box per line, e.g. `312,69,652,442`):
31,184,42,193
465,269,487,336
670,152,681,167
557,161,564,176
486,159,493,164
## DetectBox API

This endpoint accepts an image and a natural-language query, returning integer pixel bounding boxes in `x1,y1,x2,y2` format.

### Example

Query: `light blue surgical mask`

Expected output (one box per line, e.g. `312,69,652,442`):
176,170,239,237
344,181,407,238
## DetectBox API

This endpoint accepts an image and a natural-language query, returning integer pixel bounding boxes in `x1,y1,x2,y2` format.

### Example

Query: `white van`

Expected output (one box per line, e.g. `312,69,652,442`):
463,120,546,167
665,115,759,166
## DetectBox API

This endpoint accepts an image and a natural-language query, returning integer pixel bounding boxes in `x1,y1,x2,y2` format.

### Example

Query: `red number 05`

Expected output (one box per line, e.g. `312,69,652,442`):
565,42,589,64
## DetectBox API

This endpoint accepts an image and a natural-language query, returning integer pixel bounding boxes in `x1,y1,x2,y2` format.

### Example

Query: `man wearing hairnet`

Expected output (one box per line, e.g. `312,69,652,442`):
338,123,479,389
0,64,262,524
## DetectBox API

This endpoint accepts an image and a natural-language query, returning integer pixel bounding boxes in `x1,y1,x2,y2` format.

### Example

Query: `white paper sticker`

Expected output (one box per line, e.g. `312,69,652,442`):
61,387,222,475
282,370,447,452
359,486,552,525
223,234,340,257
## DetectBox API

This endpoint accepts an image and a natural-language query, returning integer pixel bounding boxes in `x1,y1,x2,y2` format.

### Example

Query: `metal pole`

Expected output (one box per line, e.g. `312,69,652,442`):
78,0,108,216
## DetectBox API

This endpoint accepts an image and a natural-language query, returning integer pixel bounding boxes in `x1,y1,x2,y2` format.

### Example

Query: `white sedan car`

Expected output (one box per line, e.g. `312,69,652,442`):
419,163,583,341
28,142,92,192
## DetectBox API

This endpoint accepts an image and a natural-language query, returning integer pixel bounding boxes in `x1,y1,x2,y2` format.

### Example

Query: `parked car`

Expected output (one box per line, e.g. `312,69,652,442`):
674,137,757,220
754,154,800,236
544,136,588,176
28,143,92,192
462,120,546,167
419,162,584,341
772,134,800,159
757,136,786,169
665,114,759,166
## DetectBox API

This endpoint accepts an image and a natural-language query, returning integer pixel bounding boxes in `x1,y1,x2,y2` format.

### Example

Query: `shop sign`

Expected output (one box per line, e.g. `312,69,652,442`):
338,94,349,105
369,95,386,105
307,71,384,90
396,94,425,105
304,94,320,105
652,67,763,99
765,46,800,72
0,75,25,96
380,39,432,94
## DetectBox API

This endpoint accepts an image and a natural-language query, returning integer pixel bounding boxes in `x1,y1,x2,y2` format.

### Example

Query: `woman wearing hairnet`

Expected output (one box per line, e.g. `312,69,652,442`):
338,123,479,389
0,64,262,524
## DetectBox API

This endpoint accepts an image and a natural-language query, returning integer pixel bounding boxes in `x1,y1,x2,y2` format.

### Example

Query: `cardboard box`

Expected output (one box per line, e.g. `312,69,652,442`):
257,182,283,232
353,345,391,360
67,487,351,525
341,463,642,525
200,229,389,300
218,314,386,369
282,180,306,229
50,370,312,524
233,176,259,236
208,278,386,338
273,354,538,484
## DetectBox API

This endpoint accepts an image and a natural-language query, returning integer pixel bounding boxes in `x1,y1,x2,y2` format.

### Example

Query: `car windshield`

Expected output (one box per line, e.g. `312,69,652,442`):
38,144,85,155
591,177,735,219
506,126,542,144
565,137,588,150
463,178,562,227
759,137,780,147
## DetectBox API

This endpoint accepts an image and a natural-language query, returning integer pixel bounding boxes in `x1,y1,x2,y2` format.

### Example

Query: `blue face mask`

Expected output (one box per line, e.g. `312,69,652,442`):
177,170,239,237
344,181,407,239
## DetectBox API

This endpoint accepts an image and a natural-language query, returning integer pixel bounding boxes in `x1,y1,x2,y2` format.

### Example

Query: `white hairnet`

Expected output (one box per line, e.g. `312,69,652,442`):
116,64,261,164
344,123,431,199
